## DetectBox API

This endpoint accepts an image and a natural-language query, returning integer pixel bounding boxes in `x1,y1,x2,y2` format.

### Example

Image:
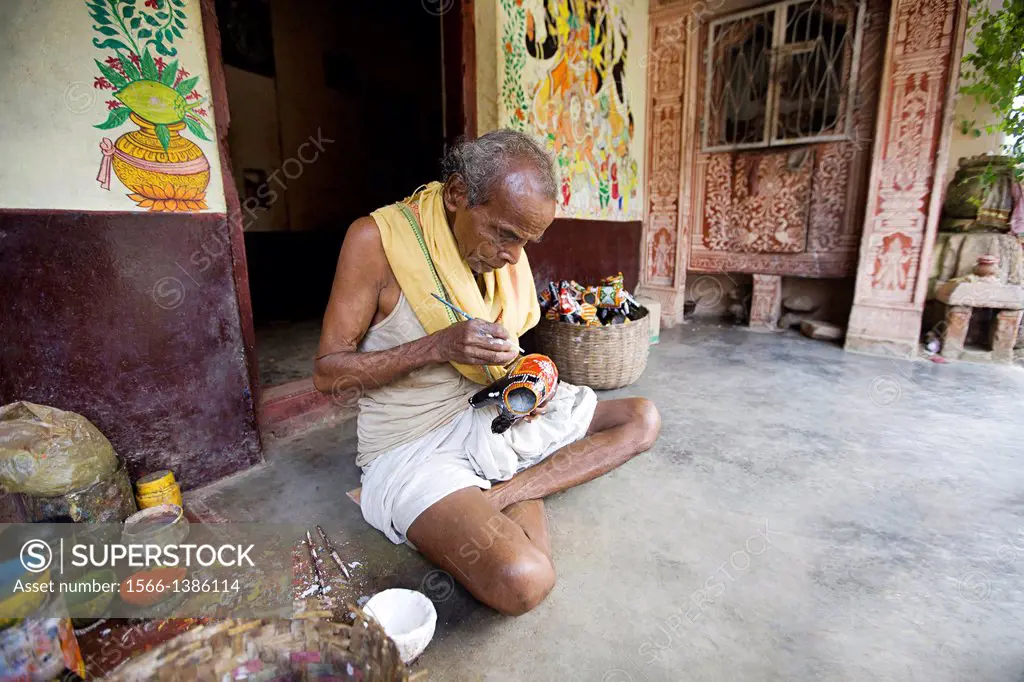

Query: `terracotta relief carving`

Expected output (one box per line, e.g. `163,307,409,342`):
860,0,957,304
846,0,965,356
870,232,915,291
749,274,783,329
688,0,890,278
703,149,813,254
643,14,688,290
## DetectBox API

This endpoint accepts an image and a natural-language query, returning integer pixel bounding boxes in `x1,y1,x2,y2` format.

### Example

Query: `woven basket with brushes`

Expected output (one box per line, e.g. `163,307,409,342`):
103,611,410,681
534,308,650,390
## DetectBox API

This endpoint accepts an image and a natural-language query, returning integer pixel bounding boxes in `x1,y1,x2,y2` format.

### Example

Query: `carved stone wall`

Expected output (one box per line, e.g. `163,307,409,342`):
639,0,965,339
637,8,698,324
846,0,967,356
689,0,890,278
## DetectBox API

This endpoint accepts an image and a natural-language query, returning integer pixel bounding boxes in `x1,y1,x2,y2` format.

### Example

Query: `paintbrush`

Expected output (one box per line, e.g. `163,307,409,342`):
316,525,352,582
304,530,326,595
430,293,526,354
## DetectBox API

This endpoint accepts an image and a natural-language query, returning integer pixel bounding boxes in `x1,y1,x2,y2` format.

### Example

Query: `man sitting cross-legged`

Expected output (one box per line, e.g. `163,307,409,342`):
313,130,661,615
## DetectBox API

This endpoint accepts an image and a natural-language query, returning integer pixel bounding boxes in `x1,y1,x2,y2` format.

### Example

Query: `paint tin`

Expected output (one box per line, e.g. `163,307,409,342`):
135,470,183,510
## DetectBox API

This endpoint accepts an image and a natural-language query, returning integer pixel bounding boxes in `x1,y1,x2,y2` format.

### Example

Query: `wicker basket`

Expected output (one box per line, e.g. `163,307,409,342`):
104,612,408,681
534,309,650,390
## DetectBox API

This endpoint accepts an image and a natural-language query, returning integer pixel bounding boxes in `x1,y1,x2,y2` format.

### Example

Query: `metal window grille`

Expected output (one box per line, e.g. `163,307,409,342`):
703,0,864,152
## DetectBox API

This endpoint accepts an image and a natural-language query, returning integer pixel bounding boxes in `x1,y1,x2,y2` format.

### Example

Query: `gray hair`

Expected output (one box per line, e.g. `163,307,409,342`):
441,129,558,207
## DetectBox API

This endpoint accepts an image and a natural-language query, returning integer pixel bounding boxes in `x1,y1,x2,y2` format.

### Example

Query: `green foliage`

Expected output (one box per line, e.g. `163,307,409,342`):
184,116,211,142
155,123,171,151
95,106,132,130
959,0,1024,179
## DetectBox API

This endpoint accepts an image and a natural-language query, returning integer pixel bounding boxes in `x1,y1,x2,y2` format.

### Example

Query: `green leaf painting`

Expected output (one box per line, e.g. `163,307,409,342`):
184,116,210,141
155,123,171,151
95,106,132,130
87,0,209,134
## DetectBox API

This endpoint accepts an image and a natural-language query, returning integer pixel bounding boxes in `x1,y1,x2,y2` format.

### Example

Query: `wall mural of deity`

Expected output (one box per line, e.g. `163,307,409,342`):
498,0,648,221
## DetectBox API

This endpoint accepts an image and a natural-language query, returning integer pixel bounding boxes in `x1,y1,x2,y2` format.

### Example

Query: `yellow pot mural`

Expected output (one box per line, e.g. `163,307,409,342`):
88,0,214,212
99,113,210,211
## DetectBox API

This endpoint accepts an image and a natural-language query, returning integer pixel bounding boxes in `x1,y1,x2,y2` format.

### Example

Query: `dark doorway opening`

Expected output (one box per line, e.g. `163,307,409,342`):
214,0,446,388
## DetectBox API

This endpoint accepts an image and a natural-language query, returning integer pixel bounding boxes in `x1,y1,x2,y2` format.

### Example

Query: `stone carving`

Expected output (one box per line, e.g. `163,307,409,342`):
689,0,889,277
703,149,813,254
642,13,689,296
871,232,914,291
749,274,782,330
847,0,965,356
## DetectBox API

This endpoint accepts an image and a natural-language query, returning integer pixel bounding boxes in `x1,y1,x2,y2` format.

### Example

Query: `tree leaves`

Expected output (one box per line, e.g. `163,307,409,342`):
95,106,132,130
175,76,199,97
94,25,120,36
141,49,158,80
95,58,128,89
155,123,171,151
184,116,211,142
961,0,1024,172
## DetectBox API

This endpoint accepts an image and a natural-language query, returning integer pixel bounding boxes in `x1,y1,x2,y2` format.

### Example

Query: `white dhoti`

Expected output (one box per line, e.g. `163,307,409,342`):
359,381,598,544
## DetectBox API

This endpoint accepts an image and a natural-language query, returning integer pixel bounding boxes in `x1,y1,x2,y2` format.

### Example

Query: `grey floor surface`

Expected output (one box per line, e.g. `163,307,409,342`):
190,323,1024,681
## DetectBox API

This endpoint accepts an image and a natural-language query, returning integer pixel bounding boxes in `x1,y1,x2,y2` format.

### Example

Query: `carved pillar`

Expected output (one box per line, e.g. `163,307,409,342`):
940,305,971,359
845,0,968,357
749,275,783,330
992,310,1023,363
638,8,698,327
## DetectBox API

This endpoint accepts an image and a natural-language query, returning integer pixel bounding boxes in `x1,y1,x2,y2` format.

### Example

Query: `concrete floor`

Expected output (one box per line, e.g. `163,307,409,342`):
255,319,322,386
191,323,1024,681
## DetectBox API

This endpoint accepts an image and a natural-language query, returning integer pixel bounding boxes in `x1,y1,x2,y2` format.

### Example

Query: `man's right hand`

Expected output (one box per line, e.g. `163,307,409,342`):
431,319,519,366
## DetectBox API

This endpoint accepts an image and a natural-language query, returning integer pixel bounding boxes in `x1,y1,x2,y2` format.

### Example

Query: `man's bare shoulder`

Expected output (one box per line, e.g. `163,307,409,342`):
338,216,396,290
343,216,384,258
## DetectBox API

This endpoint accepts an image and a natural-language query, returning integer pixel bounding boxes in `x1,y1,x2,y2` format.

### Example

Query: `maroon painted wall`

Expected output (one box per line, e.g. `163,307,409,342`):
526,218,643,291
0,211,262,492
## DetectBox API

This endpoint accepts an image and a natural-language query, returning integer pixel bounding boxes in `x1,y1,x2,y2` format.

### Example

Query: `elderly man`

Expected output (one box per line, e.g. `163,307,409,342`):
314,130,660,615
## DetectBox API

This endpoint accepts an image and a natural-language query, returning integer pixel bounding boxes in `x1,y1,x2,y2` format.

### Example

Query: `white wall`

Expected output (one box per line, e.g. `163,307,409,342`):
0,0,225,212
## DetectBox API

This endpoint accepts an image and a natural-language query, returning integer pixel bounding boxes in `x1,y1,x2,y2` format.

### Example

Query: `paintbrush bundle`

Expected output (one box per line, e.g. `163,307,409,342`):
538,273,646,327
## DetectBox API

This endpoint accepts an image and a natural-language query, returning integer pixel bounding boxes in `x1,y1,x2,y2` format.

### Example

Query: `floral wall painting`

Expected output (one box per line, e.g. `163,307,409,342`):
497,0,648,221
89,0,213,211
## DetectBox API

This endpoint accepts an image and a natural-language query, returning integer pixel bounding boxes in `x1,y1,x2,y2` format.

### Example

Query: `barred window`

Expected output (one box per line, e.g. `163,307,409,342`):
703,0,864,152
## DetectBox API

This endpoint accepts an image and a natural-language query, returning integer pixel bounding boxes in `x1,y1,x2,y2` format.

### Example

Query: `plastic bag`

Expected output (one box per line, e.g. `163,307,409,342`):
0,401,118,497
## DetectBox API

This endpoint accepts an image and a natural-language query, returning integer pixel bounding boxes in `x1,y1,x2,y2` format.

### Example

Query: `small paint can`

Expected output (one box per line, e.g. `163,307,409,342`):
134,470,183,510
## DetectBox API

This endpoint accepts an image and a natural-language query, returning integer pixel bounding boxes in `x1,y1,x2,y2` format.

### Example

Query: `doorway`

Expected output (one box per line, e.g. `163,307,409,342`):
212,0,449,394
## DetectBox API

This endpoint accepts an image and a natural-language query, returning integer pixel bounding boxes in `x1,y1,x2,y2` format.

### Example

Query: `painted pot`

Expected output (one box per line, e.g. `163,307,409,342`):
940,155,1016,231
469,354,559,434
98,113,210,212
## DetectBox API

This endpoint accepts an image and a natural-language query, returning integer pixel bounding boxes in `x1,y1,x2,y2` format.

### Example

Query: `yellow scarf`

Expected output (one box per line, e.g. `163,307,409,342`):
370,182,540,385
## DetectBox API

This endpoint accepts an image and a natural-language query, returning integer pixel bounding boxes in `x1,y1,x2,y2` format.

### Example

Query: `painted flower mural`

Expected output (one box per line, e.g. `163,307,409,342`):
88,0,213,211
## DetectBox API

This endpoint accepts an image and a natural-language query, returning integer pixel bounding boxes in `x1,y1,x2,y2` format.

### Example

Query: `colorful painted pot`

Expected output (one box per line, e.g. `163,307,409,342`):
98,113,210,212
469,354,559,434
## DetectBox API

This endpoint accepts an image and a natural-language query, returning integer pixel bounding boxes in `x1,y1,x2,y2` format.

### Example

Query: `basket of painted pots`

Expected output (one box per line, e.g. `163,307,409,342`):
533,307,650,390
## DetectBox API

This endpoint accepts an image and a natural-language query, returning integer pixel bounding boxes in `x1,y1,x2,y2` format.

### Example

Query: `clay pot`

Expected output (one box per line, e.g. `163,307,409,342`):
469,354,559,434
973,254,1000,278
100,113,210,211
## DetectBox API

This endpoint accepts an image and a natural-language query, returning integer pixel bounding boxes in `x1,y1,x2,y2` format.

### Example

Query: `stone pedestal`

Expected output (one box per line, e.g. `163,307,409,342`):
749,275,782,330
936,280,1024,362
993,310,1024,363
